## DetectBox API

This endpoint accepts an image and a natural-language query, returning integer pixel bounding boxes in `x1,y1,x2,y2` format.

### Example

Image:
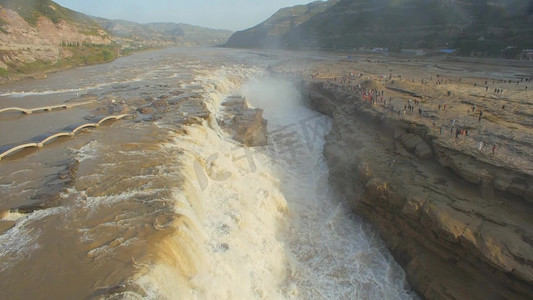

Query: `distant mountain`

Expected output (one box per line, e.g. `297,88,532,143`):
224,0,340,48
225,0,533,58
96,19,233,48
0,0,232,81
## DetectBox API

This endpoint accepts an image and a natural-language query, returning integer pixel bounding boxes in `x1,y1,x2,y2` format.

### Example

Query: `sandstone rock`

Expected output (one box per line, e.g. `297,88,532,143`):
403,134,424,151
323,144,348,167
393,129,406,140
525,186,533,200
108,104,127,114
137,106,153,114
494,177,511,191
436,149,483,184
458,218,482,247
402,196,426,220
217,96,267,147
509,182,527,197
475,224,533,283
421,202,467,244
398,132,432,158
415,142,432,159
305,76,533,300
388,191,406,209
152,99,168,108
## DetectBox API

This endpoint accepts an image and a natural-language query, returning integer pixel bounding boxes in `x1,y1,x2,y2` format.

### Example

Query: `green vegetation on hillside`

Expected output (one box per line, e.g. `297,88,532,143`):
3,44,119,77
0,0,235,82
56,44,119,67
0,0,98,28
0,16,7,33
0,67,8,78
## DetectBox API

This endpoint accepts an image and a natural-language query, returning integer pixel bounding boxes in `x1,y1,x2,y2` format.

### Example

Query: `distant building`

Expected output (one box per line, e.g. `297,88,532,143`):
401,49,426,56
522,49,533,60
372,47,389,52
438,49,455,54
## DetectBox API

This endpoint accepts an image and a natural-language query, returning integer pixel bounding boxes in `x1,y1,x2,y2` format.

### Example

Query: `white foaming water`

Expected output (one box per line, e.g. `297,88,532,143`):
138,71,413,299
0,78,145,97
241,77,413,299
0,207,65,272
136,67,290,299
0,48,414,298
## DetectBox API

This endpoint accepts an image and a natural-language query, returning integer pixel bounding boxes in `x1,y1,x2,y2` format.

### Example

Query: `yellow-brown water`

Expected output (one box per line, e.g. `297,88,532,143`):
0,48,415,299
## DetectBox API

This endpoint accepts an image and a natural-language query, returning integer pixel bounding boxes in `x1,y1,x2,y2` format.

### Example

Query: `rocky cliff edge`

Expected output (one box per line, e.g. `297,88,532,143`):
304,80,533,299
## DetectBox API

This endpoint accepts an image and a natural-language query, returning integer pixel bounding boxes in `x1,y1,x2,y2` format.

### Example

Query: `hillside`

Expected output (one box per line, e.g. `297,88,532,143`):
224,0,339,48
0,0,98,28
225,0,533,58
0,0,114,79
0,0,232,82
96,19,232,48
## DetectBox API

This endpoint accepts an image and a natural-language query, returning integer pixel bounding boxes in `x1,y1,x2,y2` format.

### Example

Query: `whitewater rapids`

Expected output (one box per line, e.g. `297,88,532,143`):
0,48,414,299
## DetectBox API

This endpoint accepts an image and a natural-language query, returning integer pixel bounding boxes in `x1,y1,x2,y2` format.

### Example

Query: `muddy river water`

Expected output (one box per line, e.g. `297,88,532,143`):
0,47,415,299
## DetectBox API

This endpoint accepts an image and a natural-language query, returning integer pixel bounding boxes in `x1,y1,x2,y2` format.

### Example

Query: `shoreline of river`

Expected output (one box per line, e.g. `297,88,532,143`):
302,77,533,299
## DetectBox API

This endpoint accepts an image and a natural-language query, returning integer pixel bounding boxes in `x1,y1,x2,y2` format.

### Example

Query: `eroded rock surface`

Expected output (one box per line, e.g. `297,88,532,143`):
217,96,267,147
305,81,533,300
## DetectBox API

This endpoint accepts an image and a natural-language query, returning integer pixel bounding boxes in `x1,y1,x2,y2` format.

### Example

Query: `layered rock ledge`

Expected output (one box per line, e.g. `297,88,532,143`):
217,95,267,147
303,80,533,299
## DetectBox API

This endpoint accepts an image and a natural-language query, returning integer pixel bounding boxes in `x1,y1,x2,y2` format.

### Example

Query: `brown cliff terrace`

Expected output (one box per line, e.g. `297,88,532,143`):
271,53,533,299
276,54,533,193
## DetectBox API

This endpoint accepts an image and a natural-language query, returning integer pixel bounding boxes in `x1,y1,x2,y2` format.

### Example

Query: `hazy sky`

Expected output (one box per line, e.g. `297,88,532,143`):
53,0,316,31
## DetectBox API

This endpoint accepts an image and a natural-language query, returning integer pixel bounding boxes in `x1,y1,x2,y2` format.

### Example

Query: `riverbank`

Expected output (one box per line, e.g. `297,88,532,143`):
284,54,533,299
0,45,167,85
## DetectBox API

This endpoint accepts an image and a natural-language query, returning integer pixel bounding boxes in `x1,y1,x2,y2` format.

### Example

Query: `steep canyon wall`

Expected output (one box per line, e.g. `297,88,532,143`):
303,81,533,299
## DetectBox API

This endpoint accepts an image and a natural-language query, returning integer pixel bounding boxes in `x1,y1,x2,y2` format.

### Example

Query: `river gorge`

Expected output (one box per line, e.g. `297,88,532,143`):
0,47,418,299
1,47,532,299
